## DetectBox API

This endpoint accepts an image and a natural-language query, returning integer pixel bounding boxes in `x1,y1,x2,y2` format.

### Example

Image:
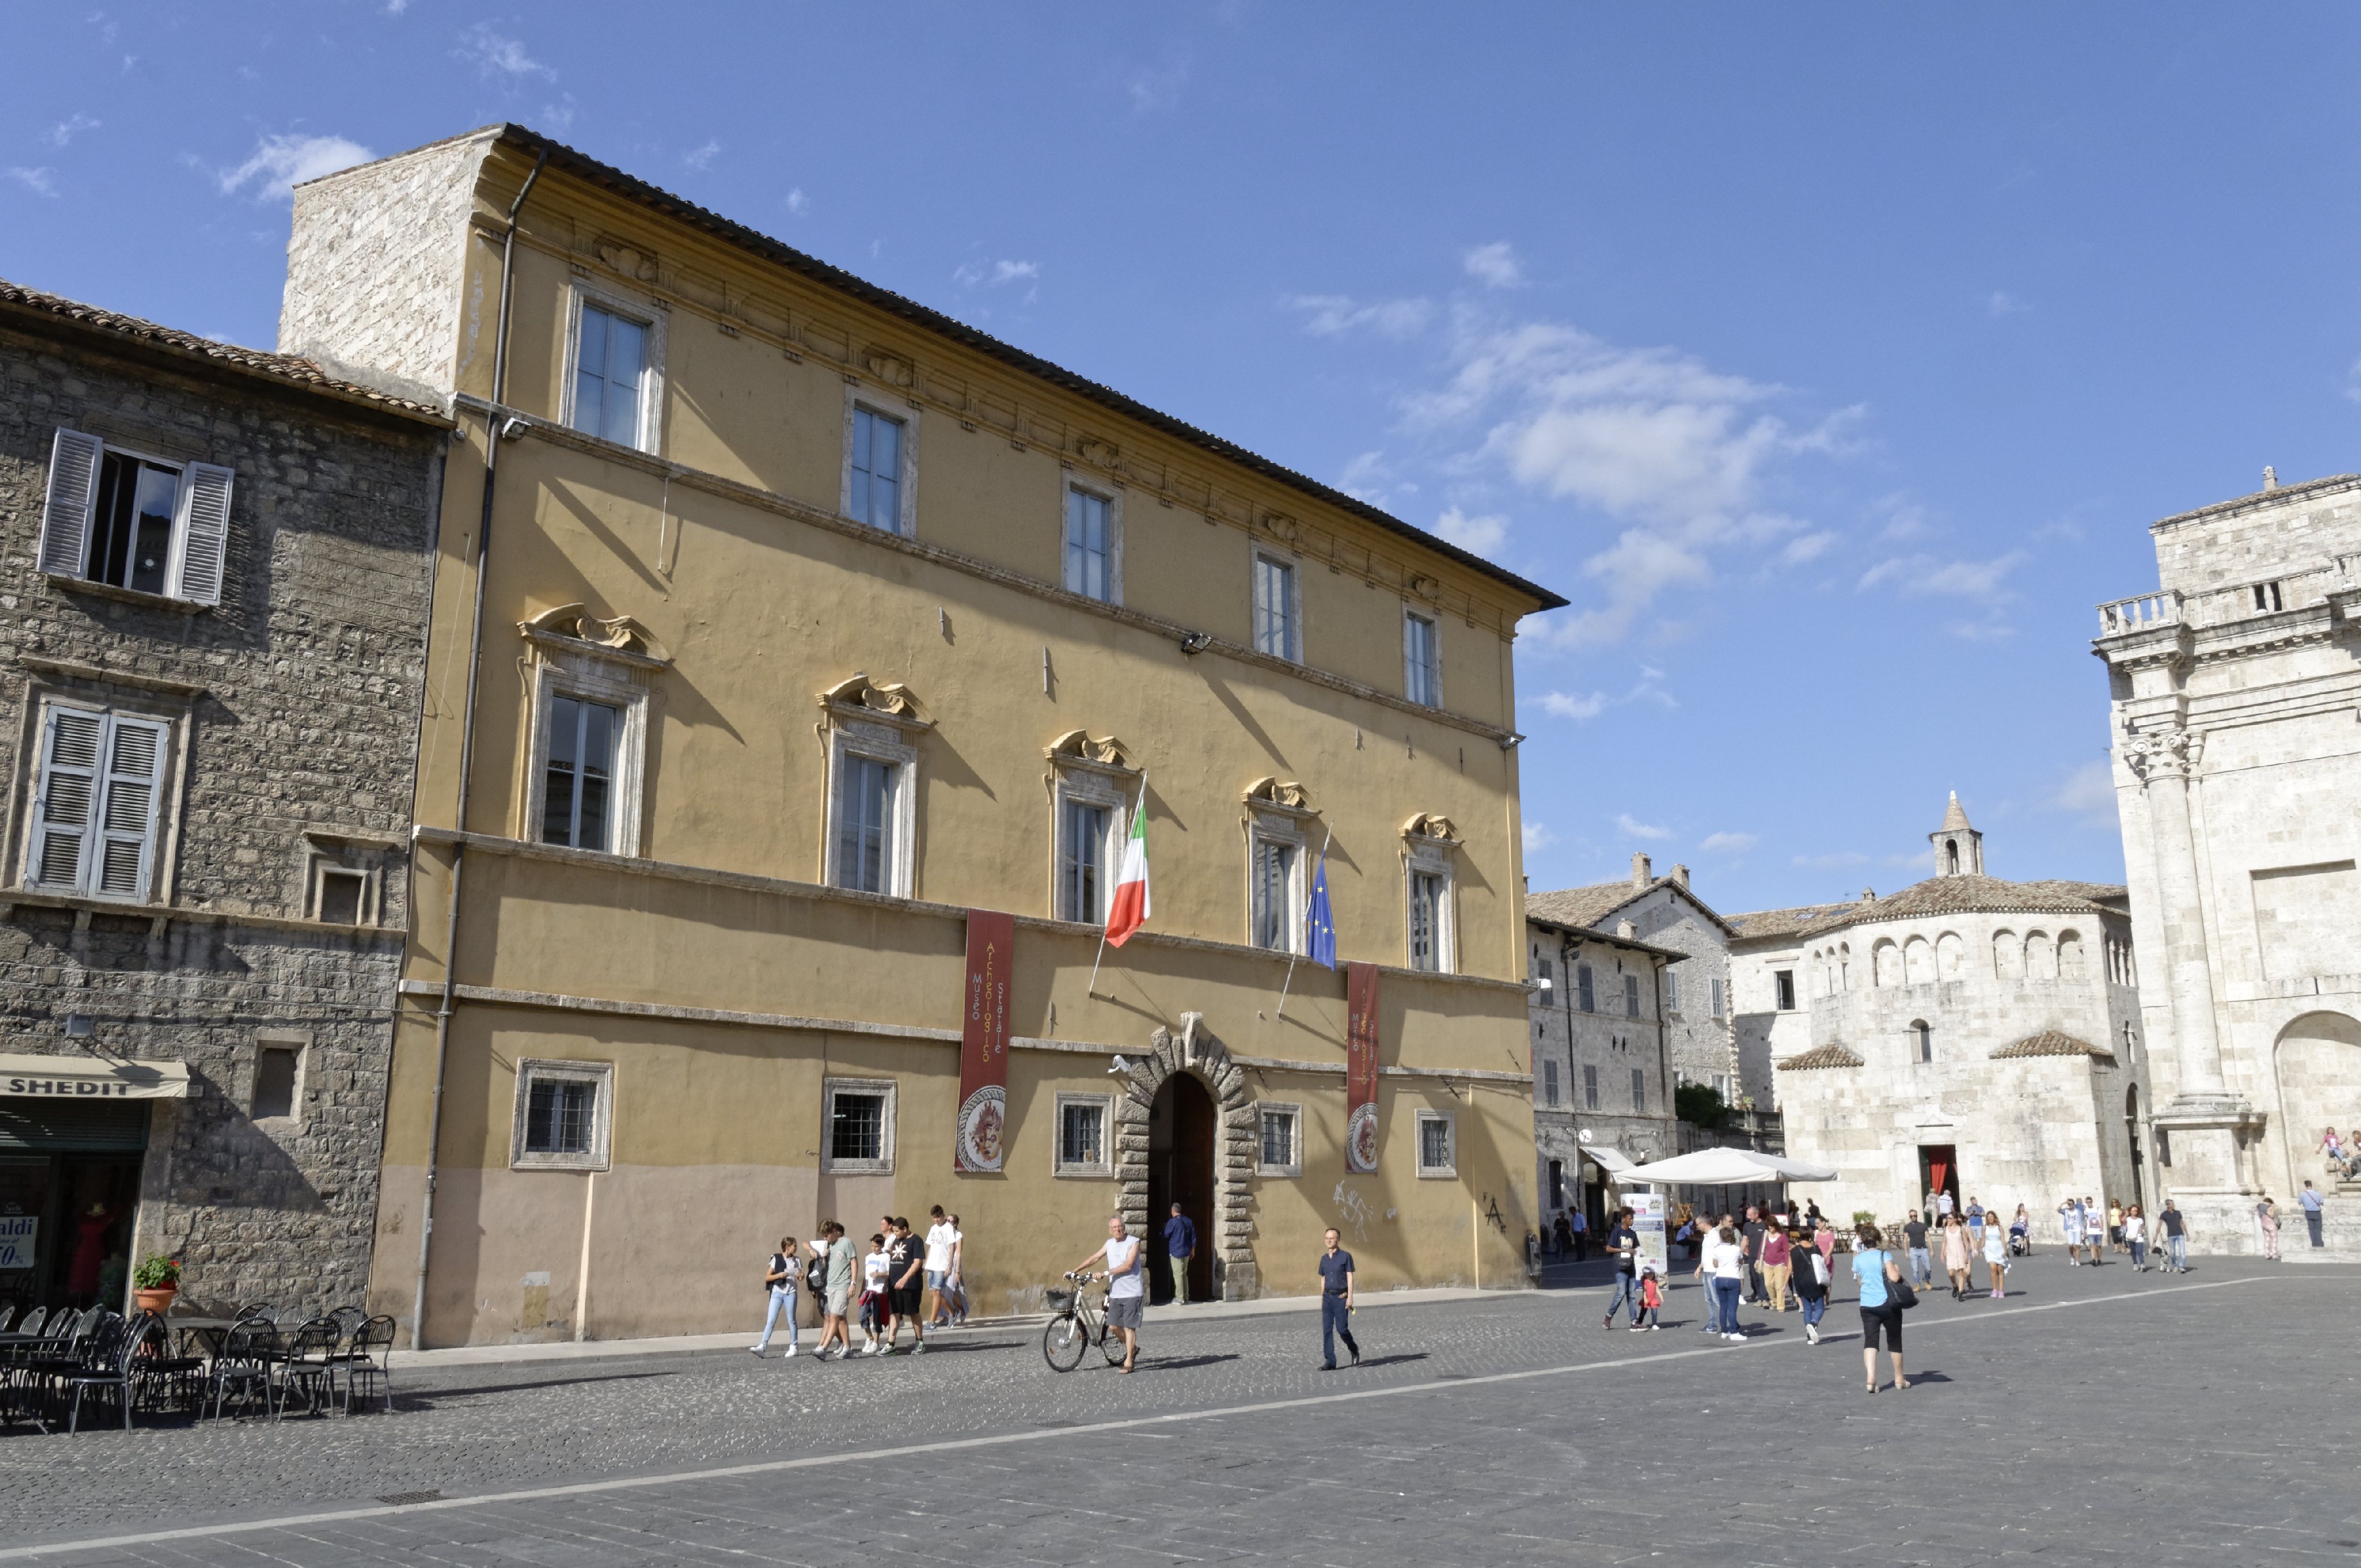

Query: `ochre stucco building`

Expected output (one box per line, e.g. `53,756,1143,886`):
278,126,1565,1345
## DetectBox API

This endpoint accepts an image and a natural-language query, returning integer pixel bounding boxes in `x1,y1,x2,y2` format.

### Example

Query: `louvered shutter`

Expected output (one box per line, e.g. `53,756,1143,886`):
28,708,105,891
169,462,234,607
37,429,103,579
94,715,166,899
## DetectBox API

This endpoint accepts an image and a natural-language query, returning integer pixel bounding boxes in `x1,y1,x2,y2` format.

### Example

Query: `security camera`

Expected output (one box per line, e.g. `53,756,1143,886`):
1108,1053,1131,1075
500,416,531,441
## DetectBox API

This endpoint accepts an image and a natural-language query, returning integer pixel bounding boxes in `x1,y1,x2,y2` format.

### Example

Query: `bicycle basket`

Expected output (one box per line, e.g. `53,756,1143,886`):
1045,1288,1076,1313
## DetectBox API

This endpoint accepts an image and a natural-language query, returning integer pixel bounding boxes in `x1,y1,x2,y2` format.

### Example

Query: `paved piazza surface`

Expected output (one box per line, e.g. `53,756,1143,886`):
3,1253,2356,1565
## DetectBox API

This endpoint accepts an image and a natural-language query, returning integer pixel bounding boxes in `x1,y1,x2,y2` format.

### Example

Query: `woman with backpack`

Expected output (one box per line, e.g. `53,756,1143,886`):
1853,1222,1909,1393
749,1236,801,1358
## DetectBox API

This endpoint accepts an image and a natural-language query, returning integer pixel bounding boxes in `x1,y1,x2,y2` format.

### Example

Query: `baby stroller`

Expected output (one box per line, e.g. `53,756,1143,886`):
2007,1220,2031,1256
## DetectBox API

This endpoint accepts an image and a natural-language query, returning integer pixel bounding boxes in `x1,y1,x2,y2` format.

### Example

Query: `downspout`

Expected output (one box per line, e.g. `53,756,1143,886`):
411,147,547,1352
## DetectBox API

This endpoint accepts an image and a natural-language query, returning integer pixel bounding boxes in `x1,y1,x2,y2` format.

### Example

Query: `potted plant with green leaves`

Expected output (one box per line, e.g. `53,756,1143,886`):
131,1254,182,1315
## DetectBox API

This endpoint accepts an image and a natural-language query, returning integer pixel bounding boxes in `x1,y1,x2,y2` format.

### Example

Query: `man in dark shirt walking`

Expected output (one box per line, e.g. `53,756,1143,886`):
1317,1228,1359,1368
1164,1202,1198,1304
1602,1209,1640,1328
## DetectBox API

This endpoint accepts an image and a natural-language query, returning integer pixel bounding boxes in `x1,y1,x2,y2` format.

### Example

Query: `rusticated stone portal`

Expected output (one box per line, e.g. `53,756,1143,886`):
1114,1012,1258,1300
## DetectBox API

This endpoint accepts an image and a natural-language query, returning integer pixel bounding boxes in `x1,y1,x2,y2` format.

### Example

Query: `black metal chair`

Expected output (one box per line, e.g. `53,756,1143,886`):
63,1313,138,1433
21,1308,102,1427
0,1303,17,1334
202,1316,277,1422
128,1312,206,1417
339,1314,398,1415
273,1318,342,1419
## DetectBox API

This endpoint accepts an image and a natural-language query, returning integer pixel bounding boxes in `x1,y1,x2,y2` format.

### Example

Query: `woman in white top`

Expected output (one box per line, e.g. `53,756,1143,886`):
2122,1205,2148,1271
1980,1213,2007,1299
859,1235,892,1353
1703,1223,1748,1341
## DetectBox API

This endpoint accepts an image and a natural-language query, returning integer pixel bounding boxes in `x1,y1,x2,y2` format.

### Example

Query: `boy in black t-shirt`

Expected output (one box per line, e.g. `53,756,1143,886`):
881,1218,928,1354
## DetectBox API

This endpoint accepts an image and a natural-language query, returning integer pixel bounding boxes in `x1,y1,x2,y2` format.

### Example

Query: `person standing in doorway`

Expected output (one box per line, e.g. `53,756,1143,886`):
1316,1228,1360,1368
1074,1214,1145,1373
1854,1222,1908,1393
2256,1196,2281,1261
1163,1202,1197,1305
1602,1207,1641,1329
814,1222,855,1361
2159,1200,2189,1272
1904,1211,1933,1289
2299,1181,2326,1249
1790,1226,1829,1344
1935,1188,1955,1223
750,1236,801,1358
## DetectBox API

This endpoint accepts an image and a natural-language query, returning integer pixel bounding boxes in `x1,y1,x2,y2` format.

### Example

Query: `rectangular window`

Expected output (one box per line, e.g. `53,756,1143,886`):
1253,554,1298,661
37,430,232,607
1056,1096,1109,1175
526,1079,595,1155
1583,1064,1599,1110
1416,1111,1455,1177
1774,970,1797,1011
88,451,181,596
1537,957,1553,984
1258,1104,1302,1176
1542,1059,1560,1108
1408,871,1444,971
25,706,167,901
834,755,897,894
1632,1068,1647,1112
849,406,904,531
2253,580,2284,612
1064,487,1115,602
253,1046,300,1121
572,303,650,448
1664,970,1680,1013
1548,1158,1565,1211
314,865,367,925
1403,612,1440,706
1253,836,1298,952
1059,798,1110,923
1576,964,1596,1012
542,695,619,852
1709,976,1725,1018
511,1059,613,1170
1624,973,1640,1018
829,1090,886,1165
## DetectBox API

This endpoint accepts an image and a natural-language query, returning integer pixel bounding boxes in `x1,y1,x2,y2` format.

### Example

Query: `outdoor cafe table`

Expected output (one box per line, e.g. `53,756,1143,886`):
163,1316,241,1357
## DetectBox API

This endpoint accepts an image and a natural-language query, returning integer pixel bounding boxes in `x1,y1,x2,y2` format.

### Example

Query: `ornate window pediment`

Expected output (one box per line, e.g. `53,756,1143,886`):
1401,811,1459,847
817,674,931,732
1044,730,1134,773
1242,777,1317,817
520,603,670,666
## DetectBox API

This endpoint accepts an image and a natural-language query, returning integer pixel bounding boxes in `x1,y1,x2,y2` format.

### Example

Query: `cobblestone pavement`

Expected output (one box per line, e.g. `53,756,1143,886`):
3,1254,2356,1565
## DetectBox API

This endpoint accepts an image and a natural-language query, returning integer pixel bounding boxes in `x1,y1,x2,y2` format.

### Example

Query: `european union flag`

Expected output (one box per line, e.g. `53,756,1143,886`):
1305,854,1338,970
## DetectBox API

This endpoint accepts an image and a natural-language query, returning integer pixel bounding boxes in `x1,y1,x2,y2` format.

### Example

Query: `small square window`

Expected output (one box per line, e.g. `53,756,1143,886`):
822,1077,896,1175
314,865,366,925
511,1059,614,1171
253,1045,301,1121
1415,1110,1456,1178
1257,1103,1303,1177
1054,1093,1113,1176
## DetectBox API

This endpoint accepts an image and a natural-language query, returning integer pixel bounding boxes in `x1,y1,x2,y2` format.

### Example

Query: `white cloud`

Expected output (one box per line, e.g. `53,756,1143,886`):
218,133,373,200
1793,850,1869,869
5,167,57,197
2051,758,2119,827
1128,60,1188,113
1616,813,1671,842
784,187,809,216
46,113,100,148
954,257,1040,289
456,21,554,79
1462,241,1522,288
1536,690,1607,721
1287,294,1433,341
1857,551,2025,601
682,139,720,172
385,0,409,13
1522,821,1558,853
1987,290,2029,317
1433,505,1507,554
1780,530,1837,565
1698,831,1757,855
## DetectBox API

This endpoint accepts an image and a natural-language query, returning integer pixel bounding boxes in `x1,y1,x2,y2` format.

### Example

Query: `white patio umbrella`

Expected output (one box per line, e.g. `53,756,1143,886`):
1613,1146,1838,1185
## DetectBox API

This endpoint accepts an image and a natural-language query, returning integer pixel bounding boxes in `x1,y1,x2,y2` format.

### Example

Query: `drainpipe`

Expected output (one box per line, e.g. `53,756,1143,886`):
411,147,547,1352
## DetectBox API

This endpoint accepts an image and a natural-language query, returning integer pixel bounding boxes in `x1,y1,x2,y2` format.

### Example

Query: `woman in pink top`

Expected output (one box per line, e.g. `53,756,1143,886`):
1761,1226,1793,1312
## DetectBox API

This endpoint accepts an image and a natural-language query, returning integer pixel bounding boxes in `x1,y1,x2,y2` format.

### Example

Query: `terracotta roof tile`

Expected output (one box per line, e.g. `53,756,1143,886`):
1526,876,1738,938
1731,874,2127,944
1776,1043,1865,1071
1989,1030,2116,1061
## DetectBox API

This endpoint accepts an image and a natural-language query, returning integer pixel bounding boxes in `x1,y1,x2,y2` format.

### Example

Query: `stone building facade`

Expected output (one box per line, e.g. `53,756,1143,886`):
0,281,446,1316
1728,798,2151,1229
2095,471,2361,1254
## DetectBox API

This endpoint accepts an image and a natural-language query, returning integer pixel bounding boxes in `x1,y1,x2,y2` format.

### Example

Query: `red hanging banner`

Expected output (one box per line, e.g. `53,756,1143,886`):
1345,961,1381,1174
955,910,1014,1173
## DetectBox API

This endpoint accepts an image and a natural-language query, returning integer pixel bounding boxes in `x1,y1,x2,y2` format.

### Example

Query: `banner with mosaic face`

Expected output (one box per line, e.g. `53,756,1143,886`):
1345,961,1381,1173
955,910,1013,1172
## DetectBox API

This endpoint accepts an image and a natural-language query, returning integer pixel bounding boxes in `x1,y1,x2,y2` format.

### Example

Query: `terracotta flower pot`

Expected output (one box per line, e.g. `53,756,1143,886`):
134,1285,178,1314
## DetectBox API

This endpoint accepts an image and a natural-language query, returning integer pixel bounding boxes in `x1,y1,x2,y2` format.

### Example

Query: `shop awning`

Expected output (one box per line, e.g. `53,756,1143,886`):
0,1053,190,1100
1587,1146,1640,1176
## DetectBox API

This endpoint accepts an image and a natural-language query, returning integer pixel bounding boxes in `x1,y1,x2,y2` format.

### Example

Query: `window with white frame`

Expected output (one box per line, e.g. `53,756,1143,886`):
1403,610,1440,706
835,753,898,894
1415,1110,1456,1178
1058,796,1112,923
1063,484,1120,603
569,300,656,449
1663,968,1680,1014
1252,834,1300,952
1252,552,1299,661
1257,1102,1302,1177
309,858,372,925
822,1077,895,1174
522,631,657,862
511,1058,614,1171
1407,867,1452,972
1709,976,1725,1017
1054,1093,1112,1176
848,405,906,531
22,703,170,901
37,430,232,606
822,705,924,899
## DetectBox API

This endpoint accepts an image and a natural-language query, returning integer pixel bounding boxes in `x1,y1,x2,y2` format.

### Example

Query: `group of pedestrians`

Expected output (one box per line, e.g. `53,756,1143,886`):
1667,1202,1841,1344
1896,1207,2009,1299
750,1206,969,1360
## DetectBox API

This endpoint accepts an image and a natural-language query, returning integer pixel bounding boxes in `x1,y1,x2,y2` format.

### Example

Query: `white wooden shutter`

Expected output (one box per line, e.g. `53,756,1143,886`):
93,715,167,899
169,462,234,607
37,429,103,579
28,708,105,891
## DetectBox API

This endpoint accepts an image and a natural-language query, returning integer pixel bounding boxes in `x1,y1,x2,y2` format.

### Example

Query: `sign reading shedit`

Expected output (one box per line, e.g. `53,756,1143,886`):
0,1053,190,1100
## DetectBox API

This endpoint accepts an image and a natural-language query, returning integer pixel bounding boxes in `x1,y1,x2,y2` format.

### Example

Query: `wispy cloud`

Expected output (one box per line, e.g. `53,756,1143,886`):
5,167,58,197
1780,530,1837,565
1462,241,1523,288
1616,813,1671,842
218,133,372,200
1987,290,2029,317
1433,505,1507,554
1698,831,1757,855
456,21,554,79
681,139,720,172
1522,821,1559,853
1128,59,1188,113
1528,666,1676,725
1287,294,1434,341
1793,850,1869,869
1536,690,1607,721
1857,551,2025,601
784,187,809,216
2049,758,2119,828
954,257,1040,288
46,113,100,148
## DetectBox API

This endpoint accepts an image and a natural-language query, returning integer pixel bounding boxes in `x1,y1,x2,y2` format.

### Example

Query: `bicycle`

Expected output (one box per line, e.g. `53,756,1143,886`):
1041,1271,1127,1372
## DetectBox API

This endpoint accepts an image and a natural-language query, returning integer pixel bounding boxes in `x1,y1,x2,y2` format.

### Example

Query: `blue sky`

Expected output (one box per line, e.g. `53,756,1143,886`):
8,5,2359,915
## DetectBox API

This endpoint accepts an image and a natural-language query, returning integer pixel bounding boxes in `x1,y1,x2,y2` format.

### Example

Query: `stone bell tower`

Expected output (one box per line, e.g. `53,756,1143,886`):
1930,791,1984,878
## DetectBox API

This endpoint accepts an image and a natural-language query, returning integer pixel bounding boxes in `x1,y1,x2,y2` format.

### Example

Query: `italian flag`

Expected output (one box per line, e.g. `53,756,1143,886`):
1105,800,1151,947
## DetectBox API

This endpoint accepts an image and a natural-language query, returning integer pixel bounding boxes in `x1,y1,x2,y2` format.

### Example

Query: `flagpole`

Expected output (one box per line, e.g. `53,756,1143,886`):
1276,825,1333,1021
1088,770,1147,996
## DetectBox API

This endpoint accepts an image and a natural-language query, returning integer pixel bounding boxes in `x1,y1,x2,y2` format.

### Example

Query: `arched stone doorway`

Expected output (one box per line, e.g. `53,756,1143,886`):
1115,1012,1258,1301
1147,1073,1216,1302
2274,1010,2361,1192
